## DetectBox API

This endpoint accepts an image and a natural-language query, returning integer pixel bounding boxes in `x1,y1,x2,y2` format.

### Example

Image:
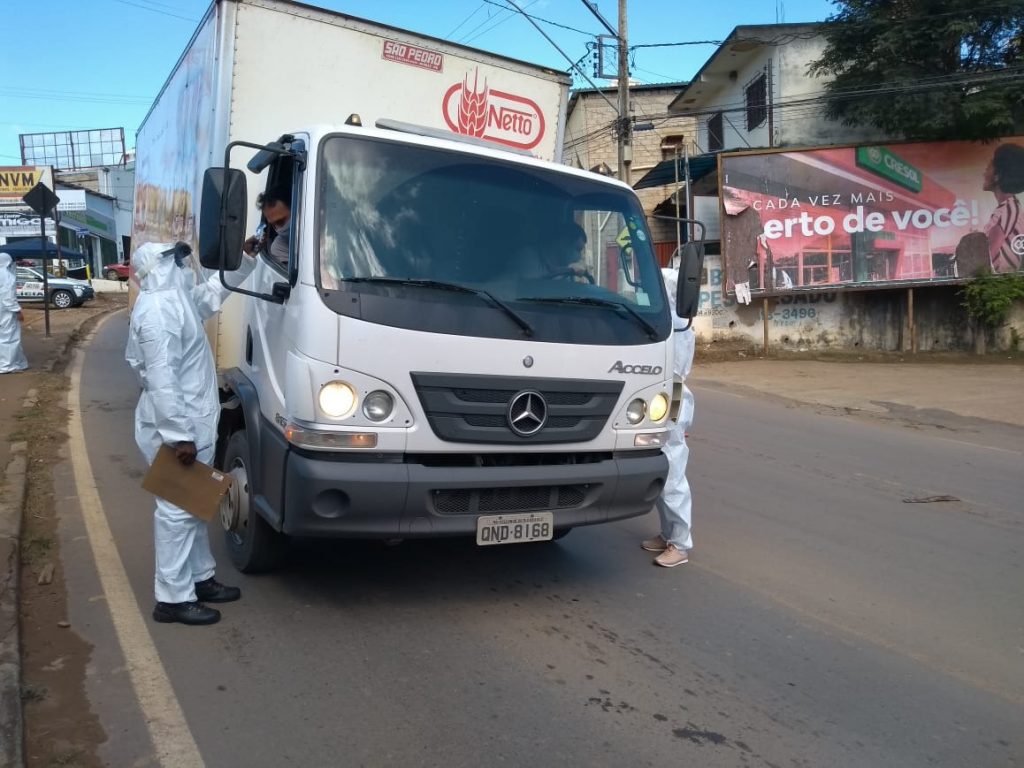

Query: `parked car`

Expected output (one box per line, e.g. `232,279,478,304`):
15,266,95,309
102,262,130,281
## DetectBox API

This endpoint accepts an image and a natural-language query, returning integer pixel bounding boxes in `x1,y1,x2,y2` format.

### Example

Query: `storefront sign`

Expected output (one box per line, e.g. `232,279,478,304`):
0,166,53,201
56,189,87,211
0,210,56,236
855,146,922,193
61,209,113,236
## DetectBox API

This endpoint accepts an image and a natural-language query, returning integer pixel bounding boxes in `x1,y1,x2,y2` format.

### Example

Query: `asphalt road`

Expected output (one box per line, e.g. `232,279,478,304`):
57,312,1023,768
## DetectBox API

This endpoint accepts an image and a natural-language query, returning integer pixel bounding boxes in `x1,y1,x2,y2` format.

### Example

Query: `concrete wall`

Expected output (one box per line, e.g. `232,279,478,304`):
100,165,135,260
693,55,772,152
775,37,888,148
694,254,1024,352
692,35,882,152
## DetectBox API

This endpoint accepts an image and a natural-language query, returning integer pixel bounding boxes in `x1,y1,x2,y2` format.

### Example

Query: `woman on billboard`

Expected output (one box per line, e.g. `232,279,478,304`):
982,142,1024,273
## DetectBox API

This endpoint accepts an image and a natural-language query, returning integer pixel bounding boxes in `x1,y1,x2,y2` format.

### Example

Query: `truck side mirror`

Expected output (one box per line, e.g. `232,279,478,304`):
675,241,705,323
199,168,247,271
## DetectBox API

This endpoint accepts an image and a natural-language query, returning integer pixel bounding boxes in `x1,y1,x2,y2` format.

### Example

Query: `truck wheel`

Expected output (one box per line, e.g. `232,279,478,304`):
221,430,286,573
105,268,120,281
51,290,74,309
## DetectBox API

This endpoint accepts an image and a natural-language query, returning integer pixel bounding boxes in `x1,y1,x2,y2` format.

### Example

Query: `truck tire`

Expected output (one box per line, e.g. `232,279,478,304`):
221,430,287,573
51,290,74,309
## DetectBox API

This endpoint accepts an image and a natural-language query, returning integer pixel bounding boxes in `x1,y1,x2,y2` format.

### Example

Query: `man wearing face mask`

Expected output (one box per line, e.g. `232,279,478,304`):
126,241,256,625
244,186,291,266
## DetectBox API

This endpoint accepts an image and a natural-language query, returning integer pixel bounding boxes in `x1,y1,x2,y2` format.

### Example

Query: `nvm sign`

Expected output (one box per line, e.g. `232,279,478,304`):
0,166,52,200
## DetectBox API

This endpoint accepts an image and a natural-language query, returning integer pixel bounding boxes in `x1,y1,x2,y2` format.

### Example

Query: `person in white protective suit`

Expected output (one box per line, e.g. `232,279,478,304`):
641,266,695,568
126,241,255,625
0,253,29,374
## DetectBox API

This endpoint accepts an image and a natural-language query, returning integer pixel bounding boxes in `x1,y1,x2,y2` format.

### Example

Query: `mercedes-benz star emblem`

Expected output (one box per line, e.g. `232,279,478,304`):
507,390,547,436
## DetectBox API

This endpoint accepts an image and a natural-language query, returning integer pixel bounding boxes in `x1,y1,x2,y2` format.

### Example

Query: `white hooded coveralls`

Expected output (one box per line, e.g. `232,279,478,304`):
657,268,695,552
0,254,28,374
126,242,254,603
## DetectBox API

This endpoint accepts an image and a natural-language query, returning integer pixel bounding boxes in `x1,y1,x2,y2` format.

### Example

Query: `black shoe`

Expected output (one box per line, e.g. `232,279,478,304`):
195,577,241,603
153,601,220,625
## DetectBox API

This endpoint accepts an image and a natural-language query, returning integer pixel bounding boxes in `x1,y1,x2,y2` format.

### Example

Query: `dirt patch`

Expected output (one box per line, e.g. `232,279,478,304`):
16,306,125,768
17,371,105,767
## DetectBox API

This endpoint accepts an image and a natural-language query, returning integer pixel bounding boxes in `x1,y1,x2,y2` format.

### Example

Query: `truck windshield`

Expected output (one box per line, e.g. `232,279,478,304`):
317,134,670,345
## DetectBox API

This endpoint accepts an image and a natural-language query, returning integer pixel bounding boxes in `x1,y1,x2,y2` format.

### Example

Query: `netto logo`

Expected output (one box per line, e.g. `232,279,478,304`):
442,69,545,151
608,361,664,375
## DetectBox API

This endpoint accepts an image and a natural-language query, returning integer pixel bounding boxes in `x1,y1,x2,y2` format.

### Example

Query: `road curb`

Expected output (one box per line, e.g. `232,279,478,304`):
0,441,28,768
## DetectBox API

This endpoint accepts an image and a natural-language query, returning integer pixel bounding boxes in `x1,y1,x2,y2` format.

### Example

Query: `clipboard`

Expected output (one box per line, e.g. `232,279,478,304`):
141,444,233,521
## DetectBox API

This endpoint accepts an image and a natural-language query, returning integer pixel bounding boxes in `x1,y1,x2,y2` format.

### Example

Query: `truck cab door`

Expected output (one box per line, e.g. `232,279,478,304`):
244,151,305,428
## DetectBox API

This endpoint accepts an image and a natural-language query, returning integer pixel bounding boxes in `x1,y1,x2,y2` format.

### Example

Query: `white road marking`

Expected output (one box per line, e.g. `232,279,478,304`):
67,311,205,768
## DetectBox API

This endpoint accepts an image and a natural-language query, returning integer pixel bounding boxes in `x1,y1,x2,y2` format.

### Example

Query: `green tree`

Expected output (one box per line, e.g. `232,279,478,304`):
808,0,1024,141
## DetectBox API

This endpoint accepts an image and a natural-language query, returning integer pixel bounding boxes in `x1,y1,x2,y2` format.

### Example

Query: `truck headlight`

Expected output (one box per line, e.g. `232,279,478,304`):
362,390,394,422
649,393,669,423
319,381,357,418
626,398,647,425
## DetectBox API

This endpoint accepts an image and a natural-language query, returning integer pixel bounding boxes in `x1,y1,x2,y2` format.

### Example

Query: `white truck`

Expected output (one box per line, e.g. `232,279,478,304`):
132,0,703,571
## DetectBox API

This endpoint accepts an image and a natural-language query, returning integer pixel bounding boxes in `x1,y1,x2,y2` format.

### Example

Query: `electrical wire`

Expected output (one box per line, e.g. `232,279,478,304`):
446,3,487,38
480,0,595,36
636,65,1024,122
111,0,198,22
0,88,152,105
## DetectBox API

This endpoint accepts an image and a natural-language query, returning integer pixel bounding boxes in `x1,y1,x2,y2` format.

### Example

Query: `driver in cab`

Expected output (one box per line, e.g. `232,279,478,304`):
518,220,590,282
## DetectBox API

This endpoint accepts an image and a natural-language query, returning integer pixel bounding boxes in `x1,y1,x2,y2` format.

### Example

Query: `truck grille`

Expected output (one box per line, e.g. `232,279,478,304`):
432,484,592,515
411,372,623,445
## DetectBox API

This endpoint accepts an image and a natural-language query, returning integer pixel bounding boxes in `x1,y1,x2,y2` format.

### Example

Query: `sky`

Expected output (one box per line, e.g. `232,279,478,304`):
0,0,838,166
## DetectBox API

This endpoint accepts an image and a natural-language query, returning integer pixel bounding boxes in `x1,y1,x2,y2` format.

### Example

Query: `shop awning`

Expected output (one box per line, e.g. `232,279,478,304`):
0,238,87,260
633,152,720,190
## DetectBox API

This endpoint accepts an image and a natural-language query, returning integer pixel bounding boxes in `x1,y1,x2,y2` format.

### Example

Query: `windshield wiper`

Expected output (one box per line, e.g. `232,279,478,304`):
517,295,659,340
344,277,534,337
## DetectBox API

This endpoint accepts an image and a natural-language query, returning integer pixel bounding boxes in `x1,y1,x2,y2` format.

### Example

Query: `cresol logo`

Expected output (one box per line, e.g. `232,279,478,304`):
442,69,545,151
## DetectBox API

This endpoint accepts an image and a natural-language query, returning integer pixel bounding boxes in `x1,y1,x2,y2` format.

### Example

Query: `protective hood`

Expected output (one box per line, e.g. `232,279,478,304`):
132,242,186,293
0,253,14,291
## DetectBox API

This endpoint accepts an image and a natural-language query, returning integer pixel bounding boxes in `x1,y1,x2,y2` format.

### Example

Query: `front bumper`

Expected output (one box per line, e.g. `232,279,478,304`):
281,449,667,538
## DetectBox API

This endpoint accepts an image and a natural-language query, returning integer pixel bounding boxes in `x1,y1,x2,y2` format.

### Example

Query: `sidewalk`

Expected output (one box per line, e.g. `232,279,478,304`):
0,295,125,768
692,358,1024,428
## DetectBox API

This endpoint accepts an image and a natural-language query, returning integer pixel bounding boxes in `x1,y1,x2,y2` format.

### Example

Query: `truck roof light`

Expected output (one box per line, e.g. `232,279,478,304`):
346,113,362,126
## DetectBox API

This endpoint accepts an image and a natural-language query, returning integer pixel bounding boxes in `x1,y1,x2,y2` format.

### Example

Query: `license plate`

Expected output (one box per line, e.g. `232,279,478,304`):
476,512,554,546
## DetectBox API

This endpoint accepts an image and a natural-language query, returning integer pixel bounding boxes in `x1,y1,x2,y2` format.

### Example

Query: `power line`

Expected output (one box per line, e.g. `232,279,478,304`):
637,65,1024,122
111,0,198,22
564,64,1024,153
480,0,595,36
0,88,151,105
446,3,486,38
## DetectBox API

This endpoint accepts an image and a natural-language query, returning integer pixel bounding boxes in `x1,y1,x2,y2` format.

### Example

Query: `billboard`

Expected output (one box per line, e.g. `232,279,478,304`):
0,166,54,203
20,128,126,170
719,136,1024,295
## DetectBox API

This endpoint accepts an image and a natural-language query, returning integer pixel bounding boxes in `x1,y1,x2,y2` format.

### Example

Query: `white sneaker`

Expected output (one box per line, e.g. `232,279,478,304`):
654,544,689,568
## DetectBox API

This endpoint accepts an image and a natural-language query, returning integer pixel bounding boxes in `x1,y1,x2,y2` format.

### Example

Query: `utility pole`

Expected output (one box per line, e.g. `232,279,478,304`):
580,0,631,183
616,0,631,185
